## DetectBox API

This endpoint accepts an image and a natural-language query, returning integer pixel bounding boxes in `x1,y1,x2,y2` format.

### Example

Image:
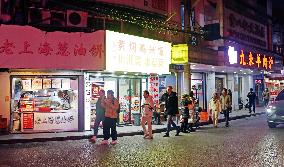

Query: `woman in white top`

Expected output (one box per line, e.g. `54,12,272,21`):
209,93,222,128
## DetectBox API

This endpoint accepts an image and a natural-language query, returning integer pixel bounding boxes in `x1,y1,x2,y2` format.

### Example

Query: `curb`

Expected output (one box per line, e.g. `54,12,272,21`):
0,112,265,144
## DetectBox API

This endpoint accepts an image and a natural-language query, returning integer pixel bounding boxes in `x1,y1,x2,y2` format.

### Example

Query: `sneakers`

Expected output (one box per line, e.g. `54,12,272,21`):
90,136,97,143
175,129,180,136
163,133,169,137
110,140,118,145
100,140,109,145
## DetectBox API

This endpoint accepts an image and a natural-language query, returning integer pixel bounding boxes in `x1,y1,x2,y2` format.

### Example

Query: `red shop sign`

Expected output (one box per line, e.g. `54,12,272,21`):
0,25,105,70
23,113,34,129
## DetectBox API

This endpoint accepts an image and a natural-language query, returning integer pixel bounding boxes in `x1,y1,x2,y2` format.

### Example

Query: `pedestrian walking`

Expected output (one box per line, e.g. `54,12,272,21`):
101,90,119,145
220,88,231,127
209,93,222,128
141,90,154,139
247,88,256,114
262,88,270,107
90,90,105,143
163,86,180,137
180,94,190,133
228,89,233,113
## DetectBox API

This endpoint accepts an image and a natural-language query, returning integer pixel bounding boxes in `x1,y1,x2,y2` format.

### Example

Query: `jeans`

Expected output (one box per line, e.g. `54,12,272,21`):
264,99,269,107
93,113,105,137
223,109,230,126
166,115,180,134
103,117,117,141
249,102,256,113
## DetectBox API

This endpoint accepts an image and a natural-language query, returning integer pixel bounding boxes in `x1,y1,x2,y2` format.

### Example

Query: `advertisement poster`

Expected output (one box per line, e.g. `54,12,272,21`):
33,111,78,131
131,96,140,113
43,79,52,89
52,79,61,89
92,82,104,99
23,113,34,129
32,79,43,90
62,78,71,90
148,75,159,105
22,79,32,91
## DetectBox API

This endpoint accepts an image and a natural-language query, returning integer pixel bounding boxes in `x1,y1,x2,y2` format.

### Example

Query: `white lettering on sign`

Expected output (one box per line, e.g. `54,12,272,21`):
33,111,78,131
228,46,237,64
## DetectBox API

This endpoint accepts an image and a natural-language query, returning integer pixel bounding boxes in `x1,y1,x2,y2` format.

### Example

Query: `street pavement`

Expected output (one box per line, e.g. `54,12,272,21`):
0,107,265,144
2,109,284,167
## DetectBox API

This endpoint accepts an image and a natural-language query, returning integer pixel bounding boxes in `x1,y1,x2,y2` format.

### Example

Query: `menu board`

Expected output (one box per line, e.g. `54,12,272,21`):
62,78,71,90
32,79,42,90
22,79,32,91
23,113,34,129
131,96,140,113
148,76,159,105
52,79,61,89
43,79,52,89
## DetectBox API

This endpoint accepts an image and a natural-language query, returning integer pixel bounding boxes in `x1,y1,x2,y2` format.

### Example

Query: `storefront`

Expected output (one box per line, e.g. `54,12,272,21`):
84,30,172,130
0,25,105,133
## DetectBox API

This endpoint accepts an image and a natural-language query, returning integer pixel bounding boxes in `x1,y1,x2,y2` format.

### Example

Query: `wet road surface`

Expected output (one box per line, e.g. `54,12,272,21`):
1,114,284,167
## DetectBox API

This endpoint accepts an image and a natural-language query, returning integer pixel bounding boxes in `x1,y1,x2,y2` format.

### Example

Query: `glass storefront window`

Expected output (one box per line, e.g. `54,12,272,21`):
11,76,79,133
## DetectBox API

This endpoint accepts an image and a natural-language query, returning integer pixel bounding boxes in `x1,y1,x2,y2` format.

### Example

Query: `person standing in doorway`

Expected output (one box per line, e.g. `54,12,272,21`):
141,90,154,139
209,93,222,128
247,88,257,114
227,89,233,113
90,90,105,143
262,88,270,107
163,86,180,137
101,90,119,145
220,88,231,127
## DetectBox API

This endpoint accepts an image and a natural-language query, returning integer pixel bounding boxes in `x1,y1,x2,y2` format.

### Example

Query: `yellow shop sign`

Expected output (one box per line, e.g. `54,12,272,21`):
171,44,188,64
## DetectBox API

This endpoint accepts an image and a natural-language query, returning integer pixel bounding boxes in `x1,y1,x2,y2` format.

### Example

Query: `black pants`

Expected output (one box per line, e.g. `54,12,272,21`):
249,102,255,114
153,112,161,124
223,109,230,126
103,117,117,141
181,118,188,132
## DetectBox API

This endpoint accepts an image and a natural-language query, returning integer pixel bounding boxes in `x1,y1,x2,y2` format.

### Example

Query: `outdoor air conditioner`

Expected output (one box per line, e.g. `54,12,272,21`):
67,10,88,27
50,10,66,27
28,7,50,25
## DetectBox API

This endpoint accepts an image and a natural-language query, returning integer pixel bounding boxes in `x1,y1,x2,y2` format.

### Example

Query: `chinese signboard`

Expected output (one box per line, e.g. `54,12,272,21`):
95,0,167,15
106,30,171,74
171,44,188,64
227,46,274,70
0,25,105,70
224,8,268,49
148,75,159,105
33,111,78,131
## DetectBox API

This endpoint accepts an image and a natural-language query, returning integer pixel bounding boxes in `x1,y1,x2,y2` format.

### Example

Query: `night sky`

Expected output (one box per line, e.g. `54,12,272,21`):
272,0,284,23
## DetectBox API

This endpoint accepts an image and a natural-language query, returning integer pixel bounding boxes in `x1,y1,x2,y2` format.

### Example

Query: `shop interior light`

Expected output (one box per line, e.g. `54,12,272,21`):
251,71,253,73
192,64,196,67
211,66,215,69
135,73,139,75
244,73,247,75
240,69,243,71
234,72,237,74
222,71,225,72
124,72,127,74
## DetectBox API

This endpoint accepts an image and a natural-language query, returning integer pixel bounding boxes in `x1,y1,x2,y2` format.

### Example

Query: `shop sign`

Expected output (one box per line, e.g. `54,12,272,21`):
33,111,78,131
131,96,140,113
169,64,184,71
224,8,267,49
23,113,34,129
227,46,274,70
148,75,159,104
105,30,171,74
0,25,105,70
171,44,188,64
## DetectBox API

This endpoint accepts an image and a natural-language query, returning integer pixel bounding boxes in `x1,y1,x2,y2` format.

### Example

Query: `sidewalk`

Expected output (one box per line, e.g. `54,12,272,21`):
0,107,266,144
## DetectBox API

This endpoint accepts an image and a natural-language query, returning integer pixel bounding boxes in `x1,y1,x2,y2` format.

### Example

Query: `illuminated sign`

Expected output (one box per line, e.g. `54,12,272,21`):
227,46,274,70
171,44,188,64
228,46,237,64
106,30,171,74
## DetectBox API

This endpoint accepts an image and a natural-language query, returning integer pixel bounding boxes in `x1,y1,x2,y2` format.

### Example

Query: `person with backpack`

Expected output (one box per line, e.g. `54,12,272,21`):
141,90,154,139
90,89,105,143
101,90,120,145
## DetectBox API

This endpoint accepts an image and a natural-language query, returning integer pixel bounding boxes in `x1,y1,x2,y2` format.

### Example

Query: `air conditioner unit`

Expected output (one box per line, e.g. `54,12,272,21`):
50,10,66,27
67,10,88,27
28,7,50,24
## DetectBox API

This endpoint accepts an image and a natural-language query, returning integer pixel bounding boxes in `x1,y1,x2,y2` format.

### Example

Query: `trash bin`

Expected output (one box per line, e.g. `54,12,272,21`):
132,113,141,126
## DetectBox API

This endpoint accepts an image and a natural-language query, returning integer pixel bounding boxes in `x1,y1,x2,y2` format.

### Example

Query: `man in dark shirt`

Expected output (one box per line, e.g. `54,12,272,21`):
163,86,180,137
247,88,256,114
